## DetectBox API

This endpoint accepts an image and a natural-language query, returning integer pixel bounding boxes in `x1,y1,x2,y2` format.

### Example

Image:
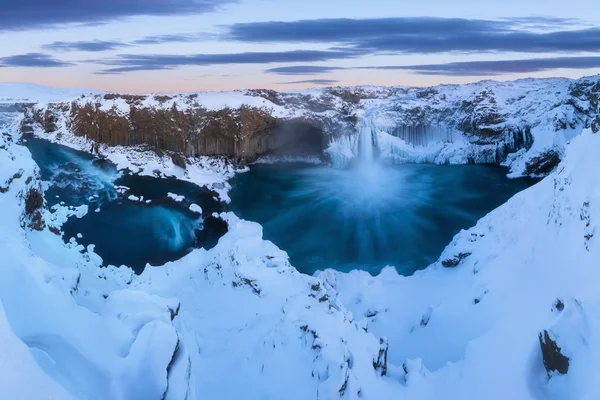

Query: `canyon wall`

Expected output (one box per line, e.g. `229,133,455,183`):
22,77,600,175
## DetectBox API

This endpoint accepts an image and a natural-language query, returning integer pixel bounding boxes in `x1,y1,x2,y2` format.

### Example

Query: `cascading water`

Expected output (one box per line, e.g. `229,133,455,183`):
358,117,375,163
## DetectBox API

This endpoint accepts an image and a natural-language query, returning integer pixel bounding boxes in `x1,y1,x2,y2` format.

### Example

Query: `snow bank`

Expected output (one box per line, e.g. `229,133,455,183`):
1,109,402,399
2,79,600,399
319,130,600,399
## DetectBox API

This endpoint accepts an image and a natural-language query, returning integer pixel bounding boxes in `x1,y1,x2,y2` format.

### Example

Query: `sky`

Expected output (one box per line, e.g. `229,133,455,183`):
1,0,599,93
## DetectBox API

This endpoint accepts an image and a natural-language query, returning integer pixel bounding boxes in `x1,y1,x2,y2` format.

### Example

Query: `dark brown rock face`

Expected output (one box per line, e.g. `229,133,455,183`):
37,99,300,161
24,188,45,231
539,330,570,376
32,95,330,162
170,153,187,169
525,150,561,176
441,252,472,268
33,109,59,133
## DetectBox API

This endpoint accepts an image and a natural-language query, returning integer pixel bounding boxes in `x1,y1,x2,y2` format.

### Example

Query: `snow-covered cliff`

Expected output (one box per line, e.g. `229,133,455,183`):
18,75,600,177
1,77,600,399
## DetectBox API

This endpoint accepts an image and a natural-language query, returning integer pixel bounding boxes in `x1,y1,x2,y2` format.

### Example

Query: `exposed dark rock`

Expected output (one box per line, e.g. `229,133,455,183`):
554,299,565,312
245,89,285,106
24,188,45,231
416,88,438,99
28,211,45,231
32,109,59,133
232,275,262,296
525,150,561,176
25,188,43,216
162,337,181,400
457,90,505,136
170,153,187,169
373,338,388,376
65,101,281,161
442,252,472,268
91,158,114,171
338,371,349,396
327,87,379,104
169,303,181,321
539,330,570,376
592,115,600,134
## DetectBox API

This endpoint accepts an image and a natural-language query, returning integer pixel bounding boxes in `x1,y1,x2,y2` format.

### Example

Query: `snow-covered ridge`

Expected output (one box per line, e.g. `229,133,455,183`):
1,80,600,399
8,74,599,177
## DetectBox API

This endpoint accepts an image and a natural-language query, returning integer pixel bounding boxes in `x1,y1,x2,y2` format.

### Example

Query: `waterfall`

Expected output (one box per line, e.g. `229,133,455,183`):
358,117,375,163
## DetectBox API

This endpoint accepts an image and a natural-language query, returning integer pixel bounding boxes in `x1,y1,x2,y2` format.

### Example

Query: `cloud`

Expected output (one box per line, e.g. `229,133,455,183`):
278,79,339,85
363,56,600,76
0,53,74,68
42,40,128,52
133,33,217,45
265,65,343,75
93,49,363,73
1,0,235,31
224,17,600,54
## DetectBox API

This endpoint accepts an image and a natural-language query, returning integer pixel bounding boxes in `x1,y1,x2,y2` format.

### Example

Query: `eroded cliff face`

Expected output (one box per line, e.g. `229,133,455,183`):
22,76,600,174
23,88,392,164
32,98,284,160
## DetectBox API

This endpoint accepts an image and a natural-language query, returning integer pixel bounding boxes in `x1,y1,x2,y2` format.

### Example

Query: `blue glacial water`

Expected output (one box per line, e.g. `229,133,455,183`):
229,162,536,276
22,134,536,277
23,136,225,273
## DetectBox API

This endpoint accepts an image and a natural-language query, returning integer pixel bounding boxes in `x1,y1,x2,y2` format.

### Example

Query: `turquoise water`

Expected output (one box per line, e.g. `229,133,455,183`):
22,135,536,277
23,136,225,273
229,163,536,276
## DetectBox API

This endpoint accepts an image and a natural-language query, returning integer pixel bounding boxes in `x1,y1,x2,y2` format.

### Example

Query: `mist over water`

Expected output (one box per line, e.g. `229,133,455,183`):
22,136,225,273
230,162,535,276
24,136,118,207
21,132,535,276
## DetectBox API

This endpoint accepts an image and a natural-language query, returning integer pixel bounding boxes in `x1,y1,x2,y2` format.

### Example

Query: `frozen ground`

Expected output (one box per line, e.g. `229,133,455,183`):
0,79,599,399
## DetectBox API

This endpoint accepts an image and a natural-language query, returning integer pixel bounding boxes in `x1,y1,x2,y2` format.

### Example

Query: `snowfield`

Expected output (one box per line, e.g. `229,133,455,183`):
0,78,599,399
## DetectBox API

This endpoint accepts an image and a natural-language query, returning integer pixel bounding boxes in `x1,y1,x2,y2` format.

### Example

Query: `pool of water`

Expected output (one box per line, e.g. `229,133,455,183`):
21,134,537,277
23,136,225,273
229,162,536,276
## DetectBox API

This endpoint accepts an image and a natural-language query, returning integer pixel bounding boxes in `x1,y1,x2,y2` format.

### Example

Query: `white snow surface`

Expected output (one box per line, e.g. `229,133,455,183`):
188,203,202,214
1,80,600,399
0,82,98,103
319,129,600,399
0,109,396,399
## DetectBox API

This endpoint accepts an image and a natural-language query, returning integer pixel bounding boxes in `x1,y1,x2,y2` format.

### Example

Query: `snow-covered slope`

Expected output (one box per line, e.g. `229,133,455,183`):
1,79,600,399
0,107,400,399
319,129,600,399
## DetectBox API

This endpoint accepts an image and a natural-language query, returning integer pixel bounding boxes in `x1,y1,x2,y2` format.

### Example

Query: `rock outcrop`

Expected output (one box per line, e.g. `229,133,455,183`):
20,75,600,175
